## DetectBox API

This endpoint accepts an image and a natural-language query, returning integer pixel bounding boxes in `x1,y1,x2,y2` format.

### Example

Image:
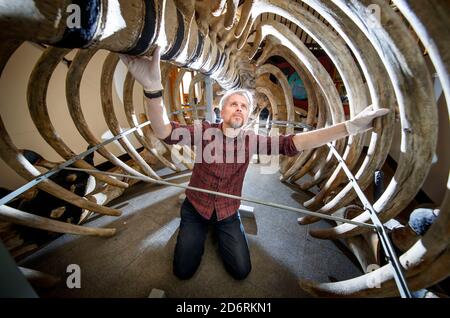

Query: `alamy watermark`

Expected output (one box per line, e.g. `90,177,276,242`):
66,264,81,289
66,4,81,29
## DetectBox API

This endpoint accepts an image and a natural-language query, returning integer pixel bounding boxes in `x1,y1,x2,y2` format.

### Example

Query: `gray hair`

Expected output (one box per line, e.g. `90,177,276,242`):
218,89,254,114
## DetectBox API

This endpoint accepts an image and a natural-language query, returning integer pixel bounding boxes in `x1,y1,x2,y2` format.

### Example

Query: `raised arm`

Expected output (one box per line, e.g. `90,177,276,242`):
119,47,172,140
292,106,390,151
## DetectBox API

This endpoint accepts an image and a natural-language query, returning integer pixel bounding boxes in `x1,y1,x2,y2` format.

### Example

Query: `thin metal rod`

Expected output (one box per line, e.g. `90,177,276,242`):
62,167,376,229
170,106,206,115
326,142,412,298
270,120,313,130
181,104,206,107
257,122,311,129
0,121,153,207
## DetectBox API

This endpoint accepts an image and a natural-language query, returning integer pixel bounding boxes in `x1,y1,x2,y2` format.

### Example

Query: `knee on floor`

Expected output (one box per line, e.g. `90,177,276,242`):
173,265,197,280
229,262,252,280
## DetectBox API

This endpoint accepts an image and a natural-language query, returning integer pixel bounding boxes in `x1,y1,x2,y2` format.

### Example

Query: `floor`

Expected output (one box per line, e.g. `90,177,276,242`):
19,162,363,298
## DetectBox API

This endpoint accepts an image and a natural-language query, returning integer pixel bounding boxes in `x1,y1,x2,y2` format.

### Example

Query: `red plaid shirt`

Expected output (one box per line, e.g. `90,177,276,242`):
163,120,299,220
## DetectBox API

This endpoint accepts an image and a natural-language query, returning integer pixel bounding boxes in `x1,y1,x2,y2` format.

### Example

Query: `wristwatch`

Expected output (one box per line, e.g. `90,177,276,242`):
144,89,163,99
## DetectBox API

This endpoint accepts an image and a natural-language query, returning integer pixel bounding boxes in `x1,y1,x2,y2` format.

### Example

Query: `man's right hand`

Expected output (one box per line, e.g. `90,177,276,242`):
119,46,163,92
345,105,390,135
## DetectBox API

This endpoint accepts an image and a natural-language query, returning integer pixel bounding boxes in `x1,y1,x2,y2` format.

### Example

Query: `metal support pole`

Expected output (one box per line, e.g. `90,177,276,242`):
326,142,412,298
259,120,313,130
169,106,206,115
204,76,214,123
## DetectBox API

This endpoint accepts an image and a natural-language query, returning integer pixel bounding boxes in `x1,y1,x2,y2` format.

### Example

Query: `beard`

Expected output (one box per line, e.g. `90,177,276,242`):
229,117,244,129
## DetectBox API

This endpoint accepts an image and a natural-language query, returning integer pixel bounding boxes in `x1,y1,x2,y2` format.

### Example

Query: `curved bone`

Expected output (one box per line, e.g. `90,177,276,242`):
66,49,151,179
170,67,188,124
253,17,363,194
0,0,246,88
392,0,449,111
169,145,195,171
159,63,177,123
205,17,226,76
256,64,295,134
122,71,179,171
235,0,392,203
101,53,161,180
338,205,378,272
211,0,227,17
160,0,197,67
289,65,331,184
291,85,330,183
0,0,149,52
307,0,437,239
0,0,73,42
83,154,154,211
138,113,194,171
236,3,442,296
255,87,279,121
299,250,450,298
291,145,328,183
295,0,406,225
0,116,120,217
235,0,255,38
0,0,448,298
0,205,115,237
253,22,346,185
189,72,206,120
186,32,212,71
255,80,288,171
160,62,177,121
254,43,318,165
255,33,340,183
224,0,240,30
346,234,378,274
27,46,127,189
257,43,323,177
159,65,195,170
299,190,450,297
0,41,120,217
294,0,445,297
195,0,212,37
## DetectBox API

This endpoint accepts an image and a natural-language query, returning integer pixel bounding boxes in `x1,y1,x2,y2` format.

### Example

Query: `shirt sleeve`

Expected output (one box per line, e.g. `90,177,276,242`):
256,134,300,157
162,120,209,146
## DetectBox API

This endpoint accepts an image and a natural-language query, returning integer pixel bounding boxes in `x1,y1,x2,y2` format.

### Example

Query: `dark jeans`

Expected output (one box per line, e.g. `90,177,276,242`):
173,198,252,280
